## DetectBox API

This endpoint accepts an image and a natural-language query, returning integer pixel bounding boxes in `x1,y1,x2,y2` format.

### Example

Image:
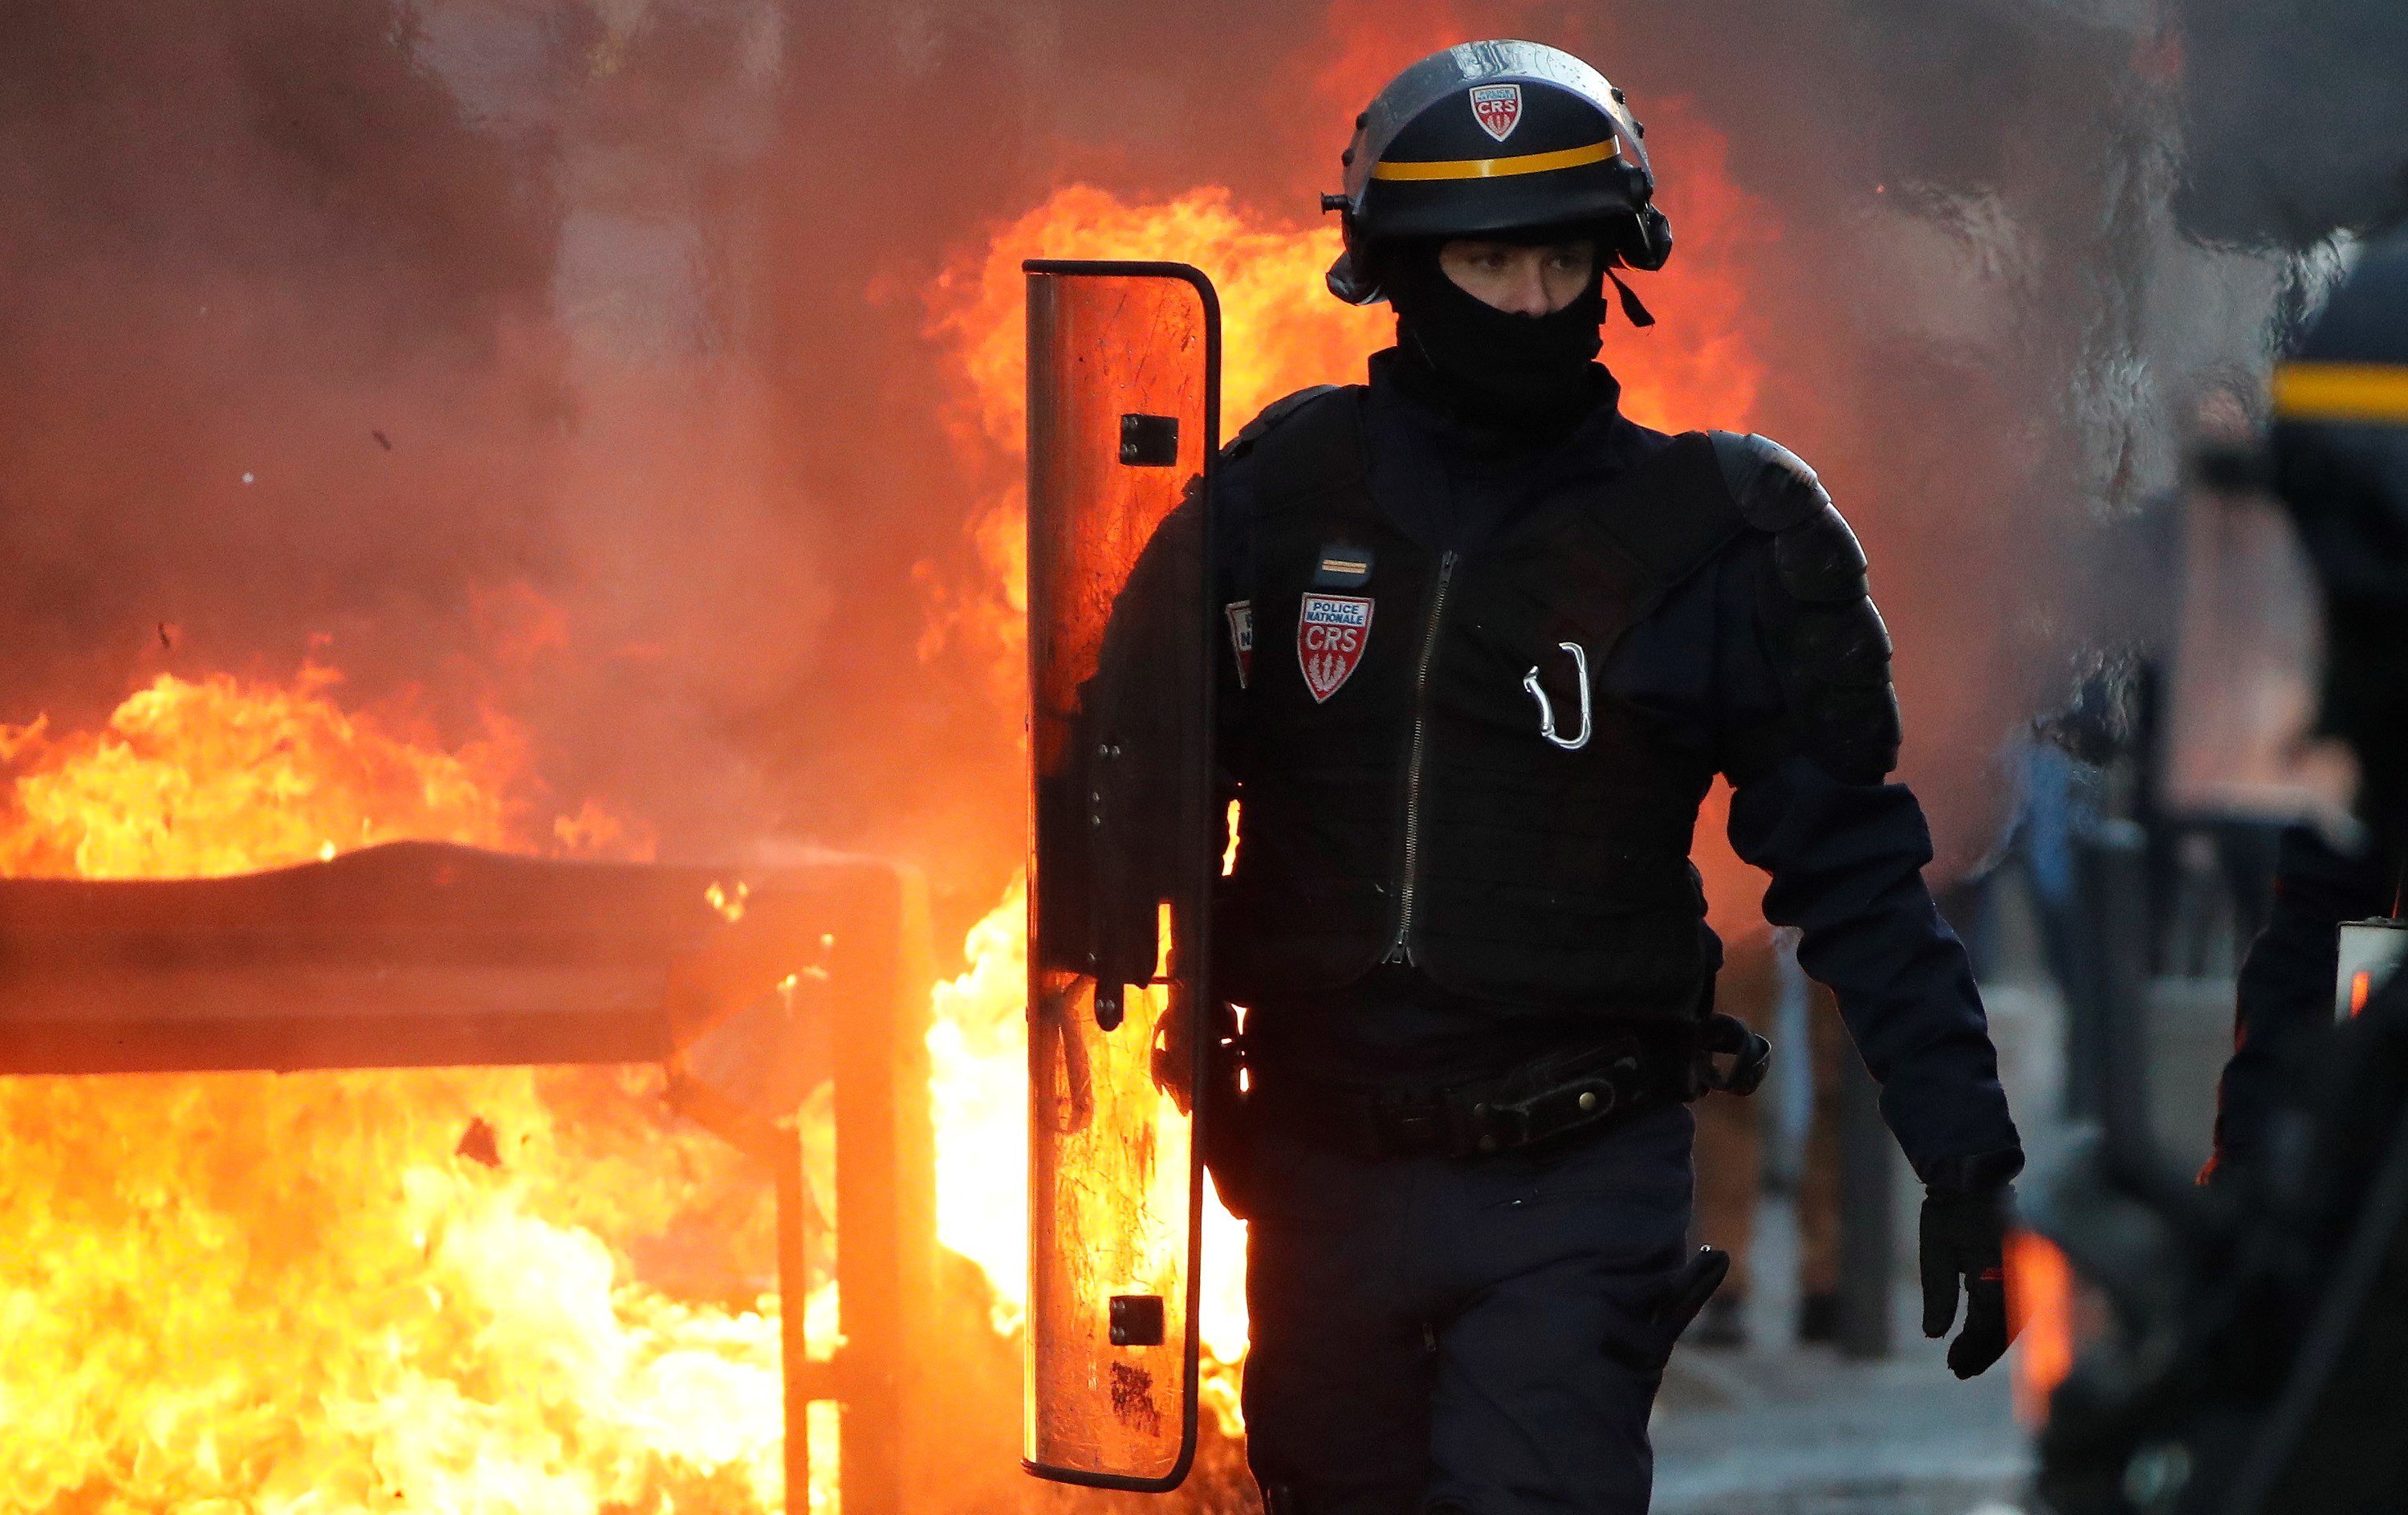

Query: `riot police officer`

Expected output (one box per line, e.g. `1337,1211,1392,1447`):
1174,42,2027,1515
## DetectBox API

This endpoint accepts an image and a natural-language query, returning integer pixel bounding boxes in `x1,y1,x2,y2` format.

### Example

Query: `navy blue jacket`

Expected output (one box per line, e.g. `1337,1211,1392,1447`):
1218,352,2021,1185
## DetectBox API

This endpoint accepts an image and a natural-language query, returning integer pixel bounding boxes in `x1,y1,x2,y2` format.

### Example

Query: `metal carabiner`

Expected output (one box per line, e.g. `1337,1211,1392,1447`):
1521,641,1592,751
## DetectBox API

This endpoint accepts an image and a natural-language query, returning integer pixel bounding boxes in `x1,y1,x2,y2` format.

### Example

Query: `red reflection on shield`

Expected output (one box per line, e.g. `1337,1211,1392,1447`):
1297,593,1373,703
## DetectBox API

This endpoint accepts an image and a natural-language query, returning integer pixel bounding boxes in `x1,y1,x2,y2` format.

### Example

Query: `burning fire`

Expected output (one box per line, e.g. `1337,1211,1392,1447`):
921,149,1774,1436
928,881,1251,1427
0,24,1784,1506
0,665,657,880
2008,1228,2077,1426
4,666,518,878
0,667,820,1514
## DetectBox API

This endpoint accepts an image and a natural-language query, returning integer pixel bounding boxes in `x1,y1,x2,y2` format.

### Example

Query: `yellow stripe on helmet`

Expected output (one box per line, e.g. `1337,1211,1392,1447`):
2272,361,2408,426
1371,138,1619,182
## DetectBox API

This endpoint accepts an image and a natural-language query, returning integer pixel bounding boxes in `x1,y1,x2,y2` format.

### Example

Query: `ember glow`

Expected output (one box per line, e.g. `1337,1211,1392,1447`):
0,670,826,1515
2008,1228,2077,1426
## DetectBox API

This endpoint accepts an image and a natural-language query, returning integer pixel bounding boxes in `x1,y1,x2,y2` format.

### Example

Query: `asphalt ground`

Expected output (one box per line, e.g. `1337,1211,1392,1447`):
1650,1284,2033,1515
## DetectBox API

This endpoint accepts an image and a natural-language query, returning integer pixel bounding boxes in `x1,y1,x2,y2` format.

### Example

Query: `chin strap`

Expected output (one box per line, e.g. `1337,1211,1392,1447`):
1606,267,1656,328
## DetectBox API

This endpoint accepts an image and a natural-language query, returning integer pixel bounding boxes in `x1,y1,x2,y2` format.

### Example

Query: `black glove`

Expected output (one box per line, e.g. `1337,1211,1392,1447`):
1919,1183,2015,1379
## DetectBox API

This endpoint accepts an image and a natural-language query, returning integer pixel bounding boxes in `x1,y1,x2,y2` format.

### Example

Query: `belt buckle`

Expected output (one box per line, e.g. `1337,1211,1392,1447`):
1487,1077,1619,1151
1469,1096,1532,1153
1373,1089,1447,1157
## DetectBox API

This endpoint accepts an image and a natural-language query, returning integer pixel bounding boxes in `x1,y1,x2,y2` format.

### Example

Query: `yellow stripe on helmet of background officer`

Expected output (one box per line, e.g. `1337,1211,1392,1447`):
1371,139,1620,183
2272,361,2408,426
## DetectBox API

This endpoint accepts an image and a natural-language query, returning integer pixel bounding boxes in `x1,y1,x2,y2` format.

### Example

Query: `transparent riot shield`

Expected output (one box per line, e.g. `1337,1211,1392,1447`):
1022,260,1220,1491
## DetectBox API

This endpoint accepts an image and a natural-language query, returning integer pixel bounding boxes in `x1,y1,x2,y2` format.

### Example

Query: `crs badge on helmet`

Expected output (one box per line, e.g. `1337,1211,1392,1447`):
1468,82,1522,141
1021,259,1222,1492
1320,39,1674,306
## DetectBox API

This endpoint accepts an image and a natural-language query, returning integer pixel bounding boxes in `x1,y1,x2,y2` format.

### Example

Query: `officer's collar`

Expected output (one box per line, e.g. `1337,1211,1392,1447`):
1368,347,1625,465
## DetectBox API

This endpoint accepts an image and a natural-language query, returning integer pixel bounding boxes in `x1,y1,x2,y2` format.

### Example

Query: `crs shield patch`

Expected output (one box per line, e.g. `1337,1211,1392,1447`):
1469,83,1523,143
1297,594,1373,703
1225,600,1254,688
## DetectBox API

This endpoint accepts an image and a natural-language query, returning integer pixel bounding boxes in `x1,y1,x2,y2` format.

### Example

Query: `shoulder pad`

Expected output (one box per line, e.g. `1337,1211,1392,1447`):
1711,431,1867,603
1772,506,1869,604
1709,431,1828,532
1223,385,1344,460
1714,434,1898,780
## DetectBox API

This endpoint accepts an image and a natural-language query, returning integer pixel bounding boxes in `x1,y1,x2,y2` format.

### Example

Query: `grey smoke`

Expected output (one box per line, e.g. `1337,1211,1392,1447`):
2174,0,2408,247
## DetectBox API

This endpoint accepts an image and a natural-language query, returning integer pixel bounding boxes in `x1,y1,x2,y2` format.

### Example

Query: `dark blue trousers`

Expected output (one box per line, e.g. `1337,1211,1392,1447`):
1239,1103,1697,1515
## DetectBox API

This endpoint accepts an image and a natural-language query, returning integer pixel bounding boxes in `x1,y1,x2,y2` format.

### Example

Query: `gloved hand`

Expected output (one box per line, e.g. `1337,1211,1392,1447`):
1920,1183,2015,1379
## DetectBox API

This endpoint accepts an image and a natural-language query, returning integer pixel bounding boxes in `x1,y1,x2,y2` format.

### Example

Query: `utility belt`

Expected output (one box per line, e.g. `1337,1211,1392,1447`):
1239,1012,1769,1162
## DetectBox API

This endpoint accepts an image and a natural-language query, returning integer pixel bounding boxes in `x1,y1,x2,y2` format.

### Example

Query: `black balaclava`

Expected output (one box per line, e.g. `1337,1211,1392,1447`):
1385,234,1610,439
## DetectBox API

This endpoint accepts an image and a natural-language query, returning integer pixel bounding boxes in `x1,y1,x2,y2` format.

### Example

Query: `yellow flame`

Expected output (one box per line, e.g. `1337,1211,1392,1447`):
926,880,1251,1432
0,669,815,1513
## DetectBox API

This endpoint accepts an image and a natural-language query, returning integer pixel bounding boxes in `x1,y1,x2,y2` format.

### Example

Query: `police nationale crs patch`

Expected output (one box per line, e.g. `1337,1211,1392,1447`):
1225,600,1254,688
1297,593,1373,703
1469,83,1522,143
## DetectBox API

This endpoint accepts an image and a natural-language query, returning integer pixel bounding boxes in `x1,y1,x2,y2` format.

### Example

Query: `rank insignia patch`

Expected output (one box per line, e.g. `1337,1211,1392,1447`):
1297,594,1373,703
1312,543,1375,589
1225,600,1254,688
1469,83,1523,143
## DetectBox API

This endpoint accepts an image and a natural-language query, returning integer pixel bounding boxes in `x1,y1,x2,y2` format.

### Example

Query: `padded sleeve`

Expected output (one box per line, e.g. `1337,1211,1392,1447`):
1711,431,1902,783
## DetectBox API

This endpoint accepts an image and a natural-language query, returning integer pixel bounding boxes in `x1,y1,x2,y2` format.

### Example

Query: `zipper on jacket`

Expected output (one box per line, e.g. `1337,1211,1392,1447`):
1385,549,1458,963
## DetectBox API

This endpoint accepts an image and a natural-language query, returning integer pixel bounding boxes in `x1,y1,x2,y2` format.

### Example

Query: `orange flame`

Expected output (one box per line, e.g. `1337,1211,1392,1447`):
2008,1228,2076,1426
0,665,654,878
0,668,820,1514
929,184,1392,463
1310,0,1477,116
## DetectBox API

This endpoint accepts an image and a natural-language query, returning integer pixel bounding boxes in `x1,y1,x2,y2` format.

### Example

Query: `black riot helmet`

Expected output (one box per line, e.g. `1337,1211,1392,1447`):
1322,40,1671,306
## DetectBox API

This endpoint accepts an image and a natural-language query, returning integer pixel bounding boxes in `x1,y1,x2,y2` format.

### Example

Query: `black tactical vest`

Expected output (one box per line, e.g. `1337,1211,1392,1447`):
1216,387,1749,1020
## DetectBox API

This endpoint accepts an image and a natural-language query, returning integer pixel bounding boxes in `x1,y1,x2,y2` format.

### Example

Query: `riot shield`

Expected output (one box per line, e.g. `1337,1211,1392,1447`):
1023,260,1220,1492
